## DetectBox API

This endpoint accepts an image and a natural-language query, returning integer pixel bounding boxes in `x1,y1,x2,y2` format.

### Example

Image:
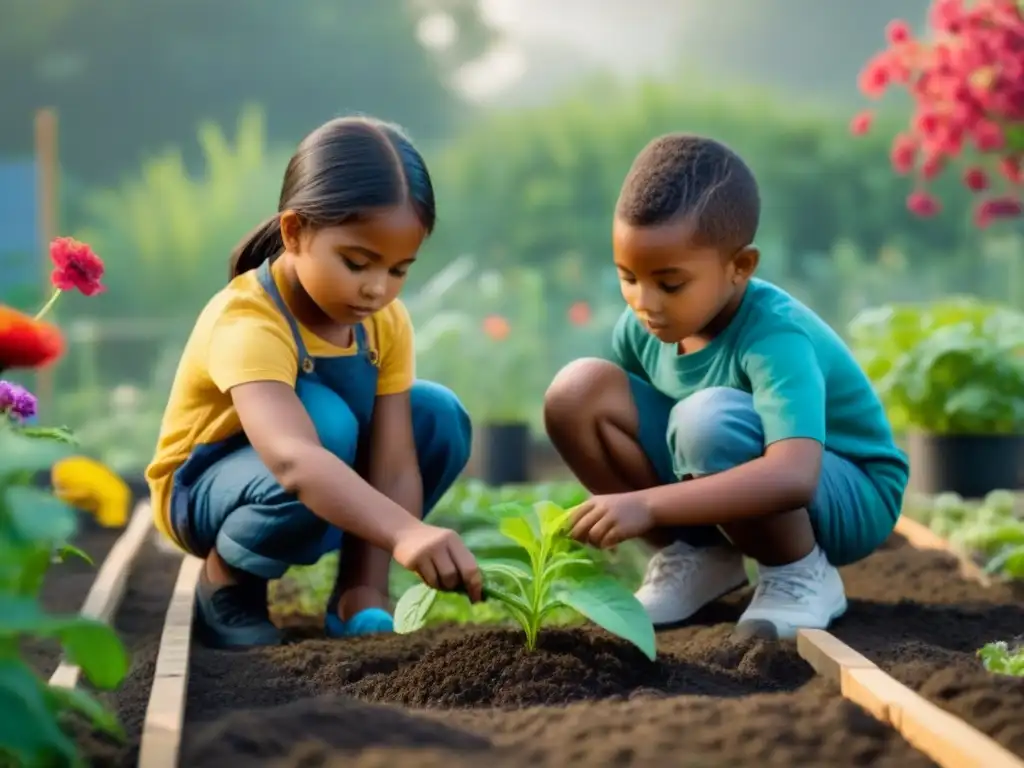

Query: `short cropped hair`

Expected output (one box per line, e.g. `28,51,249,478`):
615,134,760,252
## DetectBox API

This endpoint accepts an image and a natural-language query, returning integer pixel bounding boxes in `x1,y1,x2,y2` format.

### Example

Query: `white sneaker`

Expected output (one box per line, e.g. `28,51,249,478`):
634,541,748,626
736,546,847,640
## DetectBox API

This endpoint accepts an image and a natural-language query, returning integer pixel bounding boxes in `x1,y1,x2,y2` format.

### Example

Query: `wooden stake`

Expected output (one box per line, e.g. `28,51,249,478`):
34,108,58,416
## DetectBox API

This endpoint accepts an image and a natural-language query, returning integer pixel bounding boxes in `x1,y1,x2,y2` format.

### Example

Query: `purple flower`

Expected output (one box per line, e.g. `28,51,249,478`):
0,380,38,421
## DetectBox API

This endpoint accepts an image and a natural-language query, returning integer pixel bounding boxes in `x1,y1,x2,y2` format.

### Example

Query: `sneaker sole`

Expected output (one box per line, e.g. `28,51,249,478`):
731,596,849,642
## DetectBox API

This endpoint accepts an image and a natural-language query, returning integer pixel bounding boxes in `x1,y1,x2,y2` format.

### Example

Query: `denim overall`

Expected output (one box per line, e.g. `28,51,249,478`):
169,259,472,636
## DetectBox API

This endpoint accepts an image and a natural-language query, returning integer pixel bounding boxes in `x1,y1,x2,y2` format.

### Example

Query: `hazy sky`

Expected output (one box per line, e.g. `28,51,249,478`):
454,0,683,99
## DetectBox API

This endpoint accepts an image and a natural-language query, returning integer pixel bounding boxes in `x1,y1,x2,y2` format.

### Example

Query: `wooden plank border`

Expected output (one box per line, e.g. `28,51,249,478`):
49,502,154,689
893,515,992,586
137,555,203,768
798,629,1023,768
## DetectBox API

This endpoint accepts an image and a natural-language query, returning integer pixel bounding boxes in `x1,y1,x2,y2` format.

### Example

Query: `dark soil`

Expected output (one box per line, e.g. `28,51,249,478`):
23,515,122,677
829,536,1024,758
68,532,1021,767
174,532,1024,768
72,536,182,767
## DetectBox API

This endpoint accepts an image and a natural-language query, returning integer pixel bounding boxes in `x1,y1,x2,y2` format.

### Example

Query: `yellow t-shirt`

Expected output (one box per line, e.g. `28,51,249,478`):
145,260,415,547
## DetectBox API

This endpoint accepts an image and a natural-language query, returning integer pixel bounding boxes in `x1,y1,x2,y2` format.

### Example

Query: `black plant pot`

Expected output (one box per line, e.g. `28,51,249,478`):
908,431,1024,498
481,422,530,486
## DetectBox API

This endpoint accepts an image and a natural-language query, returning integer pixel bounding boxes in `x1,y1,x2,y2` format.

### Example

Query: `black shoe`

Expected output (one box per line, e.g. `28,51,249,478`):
194,569,283,649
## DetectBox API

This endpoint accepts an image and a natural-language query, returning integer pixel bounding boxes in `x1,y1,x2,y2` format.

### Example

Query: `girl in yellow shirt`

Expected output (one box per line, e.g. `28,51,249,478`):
146,116,482,649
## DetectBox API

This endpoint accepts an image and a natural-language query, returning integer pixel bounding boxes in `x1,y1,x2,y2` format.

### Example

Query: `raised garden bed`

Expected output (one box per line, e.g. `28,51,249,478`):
70,534,182,767
62,526,1024,768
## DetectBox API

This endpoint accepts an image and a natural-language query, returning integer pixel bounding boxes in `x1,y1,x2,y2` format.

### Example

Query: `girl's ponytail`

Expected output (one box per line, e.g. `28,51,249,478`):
228,214,283,279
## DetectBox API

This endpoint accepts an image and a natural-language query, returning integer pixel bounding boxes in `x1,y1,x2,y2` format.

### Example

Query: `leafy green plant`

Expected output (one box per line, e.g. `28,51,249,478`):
0,422,129,767
978,641,1024,677
903,489,1024,581
848,298,1024,434
394,500,657,660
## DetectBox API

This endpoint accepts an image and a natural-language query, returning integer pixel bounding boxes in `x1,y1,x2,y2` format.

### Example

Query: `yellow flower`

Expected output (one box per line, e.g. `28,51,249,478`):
51,456,131,529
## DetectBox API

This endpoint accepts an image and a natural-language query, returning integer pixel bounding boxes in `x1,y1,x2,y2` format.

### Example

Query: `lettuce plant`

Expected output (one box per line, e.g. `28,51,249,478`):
395,500,657,660
978,641,1024,677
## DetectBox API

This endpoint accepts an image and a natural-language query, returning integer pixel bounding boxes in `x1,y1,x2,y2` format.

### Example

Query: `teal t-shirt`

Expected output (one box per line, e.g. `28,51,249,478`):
609,278,910,515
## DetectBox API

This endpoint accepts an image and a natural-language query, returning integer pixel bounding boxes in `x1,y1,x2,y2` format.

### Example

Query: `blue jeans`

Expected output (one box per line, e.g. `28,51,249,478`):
629,376,897,566
178,380,472,579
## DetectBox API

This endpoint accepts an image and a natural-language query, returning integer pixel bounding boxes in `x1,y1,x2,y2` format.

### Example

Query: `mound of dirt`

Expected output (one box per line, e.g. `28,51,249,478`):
345,628,667,707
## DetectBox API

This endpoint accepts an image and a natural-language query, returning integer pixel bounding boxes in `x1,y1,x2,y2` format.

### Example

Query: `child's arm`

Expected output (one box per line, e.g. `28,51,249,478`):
642,332,826,526
571,333,827,547
231,381,481,598
338,390,423,602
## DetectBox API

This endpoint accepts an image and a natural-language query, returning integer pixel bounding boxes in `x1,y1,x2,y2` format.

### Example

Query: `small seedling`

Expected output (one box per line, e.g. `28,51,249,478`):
978,640,1024,677
394,500,657,660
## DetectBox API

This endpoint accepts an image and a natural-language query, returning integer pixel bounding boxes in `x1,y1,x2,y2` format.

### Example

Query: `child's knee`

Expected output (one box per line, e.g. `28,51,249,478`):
298,379,360,462
544,358,626,431
668,387,763,476
411,381,472,470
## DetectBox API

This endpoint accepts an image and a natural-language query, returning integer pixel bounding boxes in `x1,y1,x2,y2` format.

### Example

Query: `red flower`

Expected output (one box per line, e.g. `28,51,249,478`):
50,237,105,296
856,1,1024,226
567,301,592,327
849,111,874,136
975,195,1023,227
962,166,989,190
890,134,918,174
907,191,942,217
482,314,510,341
885,19,913,45
1000,156,1022,183
0,306,65,370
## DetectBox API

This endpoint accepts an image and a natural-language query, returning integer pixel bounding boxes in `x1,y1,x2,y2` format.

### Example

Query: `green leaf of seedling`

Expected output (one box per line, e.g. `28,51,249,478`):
481,580,534,619
43,685,124,740
534,500,572,539
461,528,523,554
499,516,541,559
478,558,531,590
543,556,599,587
480,581,536,637
554,576,657,661
393,582,439,634
0,658,79,766
6,486,78,544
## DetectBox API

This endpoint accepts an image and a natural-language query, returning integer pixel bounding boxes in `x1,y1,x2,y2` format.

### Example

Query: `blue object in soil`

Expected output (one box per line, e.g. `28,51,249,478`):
324,607,395,638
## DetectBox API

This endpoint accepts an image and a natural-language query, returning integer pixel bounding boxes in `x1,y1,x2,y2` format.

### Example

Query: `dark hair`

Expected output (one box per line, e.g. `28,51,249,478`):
229,116,436,278
615,134,760,252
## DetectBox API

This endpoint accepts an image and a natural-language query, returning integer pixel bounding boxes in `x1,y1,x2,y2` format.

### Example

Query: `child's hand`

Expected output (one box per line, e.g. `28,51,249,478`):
569,492,654,549
393,522,483,602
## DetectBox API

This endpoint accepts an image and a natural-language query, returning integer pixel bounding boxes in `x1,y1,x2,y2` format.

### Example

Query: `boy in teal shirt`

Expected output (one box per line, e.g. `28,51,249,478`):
545,134,909,638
